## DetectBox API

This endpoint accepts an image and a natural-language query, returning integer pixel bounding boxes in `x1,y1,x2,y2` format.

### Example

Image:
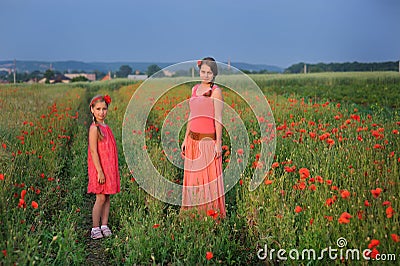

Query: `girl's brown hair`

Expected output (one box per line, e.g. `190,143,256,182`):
89,95,110,141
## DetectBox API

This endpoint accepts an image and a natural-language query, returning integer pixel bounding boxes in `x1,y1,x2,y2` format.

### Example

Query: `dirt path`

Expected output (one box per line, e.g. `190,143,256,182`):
83,196,111,266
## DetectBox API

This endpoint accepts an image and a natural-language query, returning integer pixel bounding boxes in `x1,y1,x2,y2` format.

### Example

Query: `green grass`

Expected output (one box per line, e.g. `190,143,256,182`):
1,73,399,265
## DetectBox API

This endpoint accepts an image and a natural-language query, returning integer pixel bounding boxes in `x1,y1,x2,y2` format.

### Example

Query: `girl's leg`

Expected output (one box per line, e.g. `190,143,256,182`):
92,194,106,227
101,195,110,226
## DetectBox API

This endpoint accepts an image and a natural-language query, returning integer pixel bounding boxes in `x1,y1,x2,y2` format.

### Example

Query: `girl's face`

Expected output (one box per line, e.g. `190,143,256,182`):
199,64,214,84
91,101,108,123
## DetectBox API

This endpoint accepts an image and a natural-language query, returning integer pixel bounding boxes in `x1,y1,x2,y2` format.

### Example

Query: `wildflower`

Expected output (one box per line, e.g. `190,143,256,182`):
0,174,4,181
391,234,399,243
371,188,382,198
295,206,303,213
298,168,310,179
265,179,273,185
338,212,352,224
368,239,380,249
357,210,363,220
316,175,324,183
271,162,280,168
386,206,394,218
284,165,296,173
368,248,379,259
340,190,351,199
207,209,219,219
31,201,38,209
309,184,316,191
236,149,244,155
152,224,160,228
206,251,213,260
364,200,370,207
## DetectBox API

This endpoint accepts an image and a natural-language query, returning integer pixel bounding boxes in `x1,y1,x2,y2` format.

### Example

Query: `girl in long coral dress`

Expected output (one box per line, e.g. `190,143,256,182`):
181,57,226,219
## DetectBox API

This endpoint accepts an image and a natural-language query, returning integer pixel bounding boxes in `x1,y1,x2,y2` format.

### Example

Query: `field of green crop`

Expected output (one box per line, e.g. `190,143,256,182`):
1,72,399,265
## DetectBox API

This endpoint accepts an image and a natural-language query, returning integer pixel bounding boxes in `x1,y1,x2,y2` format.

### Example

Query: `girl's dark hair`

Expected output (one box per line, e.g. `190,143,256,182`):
198,57,218,96
198,57,218,76
89,95,109,141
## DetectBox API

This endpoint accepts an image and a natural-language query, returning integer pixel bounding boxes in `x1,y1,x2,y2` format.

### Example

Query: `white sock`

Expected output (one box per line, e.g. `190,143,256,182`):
92,227,100,231
101,225,108,230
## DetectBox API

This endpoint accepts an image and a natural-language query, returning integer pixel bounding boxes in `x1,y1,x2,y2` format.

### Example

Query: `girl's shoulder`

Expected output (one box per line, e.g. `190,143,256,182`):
191,83,201,94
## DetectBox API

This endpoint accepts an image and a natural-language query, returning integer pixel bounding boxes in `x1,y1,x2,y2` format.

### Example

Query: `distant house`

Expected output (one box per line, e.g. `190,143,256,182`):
65,73,96,81
50,74,71,84
127,74,147,80
38,75,71,84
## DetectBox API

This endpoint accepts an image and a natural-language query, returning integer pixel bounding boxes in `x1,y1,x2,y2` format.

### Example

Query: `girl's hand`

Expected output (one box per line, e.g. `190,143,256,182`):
181,140,186,156
97,171,105,184
214,140,222,158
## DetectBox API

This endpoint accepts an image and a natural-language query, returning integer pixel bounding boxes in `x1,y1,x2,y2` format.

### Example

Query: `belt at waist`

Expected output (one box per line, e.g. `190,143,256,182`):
188,130,216,140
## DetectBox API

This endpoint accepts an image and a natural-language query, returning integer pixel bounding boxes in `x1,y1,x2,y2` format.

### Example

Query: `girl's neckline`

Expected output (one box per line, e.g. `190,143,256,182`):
195,83,213,97
94,122,107,127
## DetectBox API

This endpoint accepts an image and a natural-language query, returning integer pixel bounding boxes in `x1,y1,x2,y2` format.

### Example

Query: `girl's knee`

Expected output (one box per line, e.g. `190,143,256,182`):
96,194,107,204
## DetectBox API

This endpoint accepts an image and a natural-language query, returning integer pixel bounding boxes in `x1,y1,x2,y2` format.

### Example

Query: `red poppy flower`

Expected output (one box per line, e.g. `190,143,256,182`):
340,190,351,199
0,174,4,181
386,206,394,218
371,188,382,198
152,224,160,228
1,250,6,257
236,149,244,155
295,206,302,213
31,201,38,209
391,234,399,243
21,189,27,199
338,212,352,224
368,239,380,249
271,162,279,168
364,200,370,207
369,248,379,259
206,251,213,260
316,175,323,183
298,168,310,179
265,179,273,185
207,209,219,219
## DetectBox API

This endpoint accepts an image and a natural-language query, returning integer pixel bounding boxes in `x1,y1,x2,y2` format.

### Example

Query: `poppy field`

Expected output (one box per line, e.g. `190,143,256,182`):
0,72,399,265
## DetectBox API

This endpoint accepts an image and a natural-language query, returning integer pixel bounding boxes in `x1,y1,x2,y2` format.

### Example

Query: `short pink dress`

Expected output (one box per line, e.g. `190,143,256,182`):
181,84,226,218
87,123,120,194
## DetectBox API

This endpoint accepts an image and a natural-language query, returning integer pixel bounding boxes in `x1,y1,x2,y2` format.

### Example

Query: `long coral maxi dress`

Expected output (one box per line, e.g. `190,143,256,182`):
181,84,226,219
87,123,120,195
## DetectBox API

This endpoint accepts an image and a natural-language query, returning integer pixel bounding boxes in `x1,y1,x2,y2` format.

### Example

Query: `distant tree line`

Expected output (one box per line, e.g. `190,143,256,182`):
285,61,399,73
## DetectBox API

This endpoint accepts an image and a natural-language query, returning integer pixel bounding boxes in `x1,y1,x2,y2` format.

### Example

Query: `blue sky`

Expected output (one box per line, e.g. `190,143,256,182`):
1,0,399,68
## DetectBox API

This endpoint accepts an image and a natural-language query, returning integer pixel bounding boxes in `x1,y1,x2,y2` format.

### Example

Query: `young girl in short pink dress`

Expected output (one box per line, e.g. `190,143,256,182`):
181,57,226,219
88,95,120,239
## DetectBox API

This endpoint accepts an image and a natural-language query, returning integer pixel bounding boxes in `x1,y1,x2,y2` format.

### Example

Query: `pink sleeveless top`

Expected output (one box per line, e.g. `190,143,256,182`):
189,84,218,134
